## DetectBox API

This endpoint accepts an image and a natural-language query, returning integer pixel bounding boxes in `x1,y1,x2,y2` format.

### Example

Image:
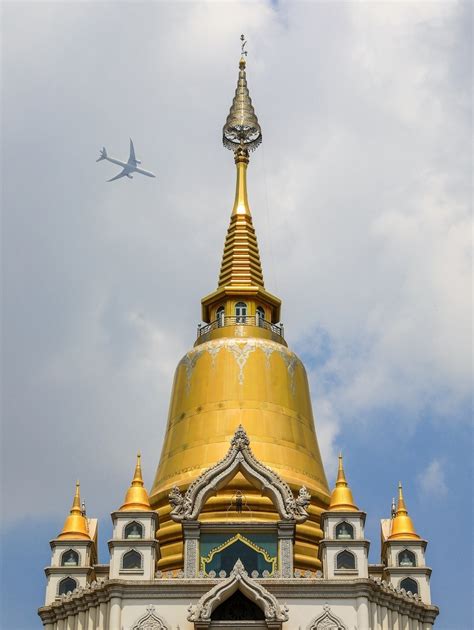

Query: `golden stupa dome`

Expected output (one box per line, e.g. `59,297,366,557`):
119,454,152,512
149,55,330,572
388,483,420,540
57,482,90,541
328,454,358,512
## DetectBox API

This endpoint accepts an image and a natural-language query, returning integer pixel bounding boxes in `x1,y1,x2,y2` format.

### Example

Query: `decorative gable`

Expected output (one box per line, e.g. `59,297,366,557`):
169,425,310,523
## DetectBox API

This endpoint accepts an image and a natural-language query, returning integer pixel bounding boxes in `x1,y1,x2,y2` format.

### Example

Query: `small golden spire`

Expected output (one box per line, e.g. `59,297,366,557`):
328,454,358,511
57,481,91,540
119,453,152,511
388,482,420,540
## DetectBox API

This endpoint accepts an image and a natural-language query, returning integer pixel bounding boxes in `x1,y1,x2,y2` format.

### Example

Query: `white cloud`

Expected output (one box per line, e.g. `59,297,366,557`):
2,1,471,523
417,459,448,497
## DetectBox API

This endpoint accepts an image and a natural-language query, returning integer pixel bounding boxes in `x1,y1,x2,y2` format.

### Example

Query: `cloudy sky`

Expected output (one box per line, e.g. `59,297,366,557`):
1,1,472,628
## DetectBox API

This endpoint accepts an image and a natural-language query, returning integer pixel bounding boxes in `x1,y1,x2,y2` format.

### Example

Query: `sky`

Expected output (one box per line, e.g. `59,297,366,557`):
1,1,472,628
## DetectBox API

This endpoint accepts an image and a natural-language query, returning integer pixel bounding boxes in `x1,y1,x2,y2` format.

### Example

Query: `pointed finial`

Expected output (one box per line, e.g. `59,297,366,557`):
240,34,248,68
388,482,420,540
223,39,262,153
57,481,91,540
391,497,396,518
240,34,247,57
119,453,151,511
328,453,358,511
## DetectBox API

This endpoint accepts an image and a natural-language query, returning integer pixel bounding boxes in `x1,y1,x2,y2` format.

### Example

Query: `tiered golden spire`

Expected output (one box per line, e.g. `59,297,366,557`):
119,453,151,512
388,482,420,540
201,39,281,323
328,454,358,512
218,43,264,289
217,149,265,288
57,481,90,540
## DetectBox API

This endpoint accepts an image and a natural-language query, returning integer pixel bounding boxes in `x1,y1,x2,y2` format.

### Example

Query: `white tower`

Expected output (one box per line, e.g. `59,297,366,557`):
109,454,159,581
381,483,432,604
319,454,369,580
44,482,97,605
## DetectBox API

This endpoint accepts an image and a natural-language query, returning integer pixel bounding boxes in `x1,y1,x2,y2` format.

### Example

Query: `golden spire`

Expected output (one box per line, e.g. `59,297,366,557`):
217,148,265,288
328,454,358,511
119,453,152,511
57,481,91,540
388,482,420,540
218,42,264,289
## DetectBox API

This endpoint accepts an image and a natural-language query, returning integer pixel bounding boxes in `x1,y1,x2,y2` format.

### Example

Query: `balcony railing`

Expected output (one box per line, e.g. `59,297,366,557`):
197,316,284,340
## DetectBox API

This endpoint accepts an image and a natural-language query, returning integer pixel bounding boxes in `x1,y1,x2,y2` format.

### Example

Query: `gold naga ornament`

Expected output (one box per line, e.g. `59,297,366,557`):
150,38,330,572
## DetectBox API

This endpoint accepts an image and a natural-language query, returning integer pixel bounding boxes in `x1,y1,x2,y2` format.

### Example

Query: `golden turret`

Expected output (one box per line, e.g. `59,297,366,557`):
119,454,151,512
388,482,420,540
328,454,358,512
150,49,330,572
57,482,90,540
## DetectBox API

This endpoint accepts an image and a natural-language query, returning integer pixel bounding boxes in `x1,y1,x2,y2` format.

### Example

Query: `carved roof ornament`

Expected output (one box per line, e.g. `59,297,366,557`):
131,605,169,630
308,605,347,630
187,559,289,623
168,425,311,523
222,35,262,153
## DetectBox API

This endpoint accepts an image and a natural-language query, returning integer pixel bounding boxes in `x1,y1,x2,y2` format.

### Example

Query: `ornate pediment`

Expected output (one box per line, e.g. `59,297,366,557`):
308,605,346,630
131,606,169,630
187,559,288,623
169,425,310,523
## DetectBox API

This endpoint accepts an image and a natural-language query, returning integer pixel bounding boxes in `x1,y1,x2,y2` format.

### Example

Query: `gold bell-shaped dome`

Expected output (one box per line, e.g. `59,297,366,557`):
57,482,90,541
149,53,330,572
119,454,151,512
328,454,359,511
388,482,420,540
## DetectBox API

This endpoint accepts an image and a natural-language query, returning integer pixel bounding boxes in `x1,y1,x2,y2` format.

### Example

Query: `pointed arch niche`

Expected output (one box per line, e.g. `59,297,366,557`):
187,559,288,629
168,426,311,578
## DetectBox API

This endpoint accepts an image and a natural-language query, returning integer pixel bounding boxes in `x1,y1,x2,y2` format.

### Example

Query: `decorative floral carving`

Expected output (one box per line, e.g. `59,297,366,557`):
277,348,298,395
226,341,256,384
308,605,346,630
181,349,204,394
197,338,301,389
131,605,169,630
168,425,310,523
187,559,288,623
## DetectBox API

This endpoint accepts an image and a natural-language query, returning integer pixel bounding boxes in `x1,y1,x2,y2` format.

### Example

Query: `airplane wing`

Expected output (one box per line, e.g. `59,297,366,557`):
107,169,128,182
128,138,137,165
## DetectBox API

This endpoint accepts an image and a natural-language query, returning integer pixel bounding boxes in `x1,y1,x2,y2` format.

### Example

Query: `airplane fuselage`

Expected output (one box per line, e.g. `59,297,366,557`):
103,156,155,178
97,140,156,181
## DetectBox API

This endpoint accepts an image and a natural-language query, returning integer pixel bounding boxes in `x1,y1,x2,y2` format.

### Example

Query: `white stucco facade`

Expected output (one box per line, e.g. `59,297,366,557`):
39,430,438,630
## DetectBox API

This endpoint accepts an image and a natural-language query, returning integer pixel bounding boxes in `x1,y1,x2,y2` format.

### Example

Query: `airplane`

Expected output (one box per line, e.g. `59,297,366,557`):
96,139,156,181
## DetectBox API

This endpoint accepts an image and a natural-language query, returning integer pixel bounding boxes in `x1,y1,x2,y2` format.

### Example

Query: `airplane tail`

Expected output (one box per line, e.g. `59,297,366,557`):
96,147,107,162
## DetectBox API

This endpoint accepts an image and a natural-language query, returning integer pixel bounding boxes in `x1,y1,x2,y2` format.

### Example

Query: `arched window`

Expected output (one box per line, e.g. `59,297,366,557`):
398,549,416,567
58,577,77,596
335,521,354,540
124,521,143,539
336,550,356,570
216,306,225,327
235,302,247,323
256,306,265,326
61,549,79,566
400,577,418,595
122,549,142,570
